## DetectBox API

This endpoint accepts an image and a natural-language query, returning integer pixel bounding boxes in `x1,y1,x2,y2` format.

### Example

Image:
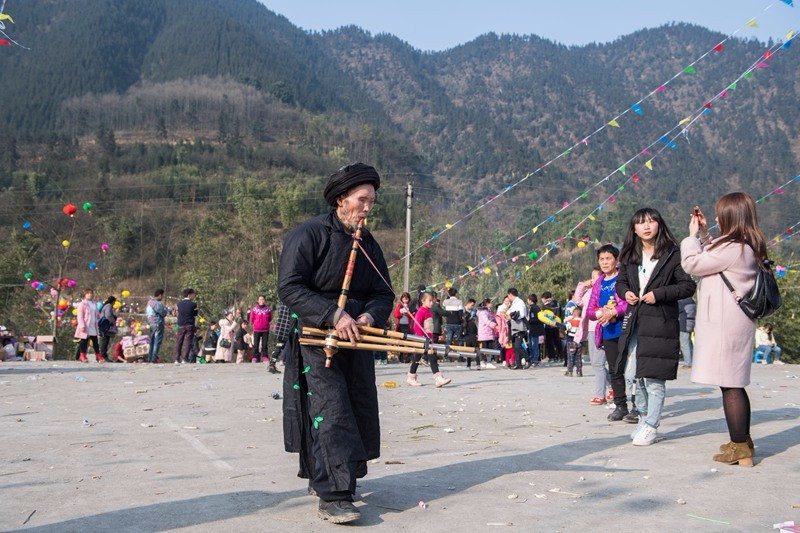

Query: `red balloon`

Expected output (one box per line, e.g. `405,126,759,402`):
62,203,77,217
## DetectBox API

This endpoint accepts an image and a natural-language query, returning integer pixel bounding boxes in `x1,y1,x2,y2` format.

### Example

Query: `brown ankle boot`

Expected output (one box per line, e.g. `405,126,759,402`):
713,441,754,467
719,436,754,453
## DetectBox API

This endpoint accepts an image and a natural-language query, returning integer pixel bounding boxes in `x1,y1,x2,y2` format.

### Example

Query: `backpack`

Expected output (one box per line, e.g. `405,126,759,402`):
98,305,111,335
719,260,782,320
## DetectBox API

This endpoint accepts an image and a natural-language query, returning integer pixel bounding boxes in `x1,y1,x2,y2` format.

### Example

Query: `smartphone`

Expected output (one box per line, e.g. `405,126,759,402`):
692,206,701,217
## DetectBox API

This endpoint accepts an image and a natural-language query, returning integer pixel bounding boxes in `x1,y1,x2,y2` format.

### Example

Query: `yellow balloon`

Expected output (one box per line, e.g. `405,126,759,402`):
577,241,586,248
62,240,70,248
121,290,131,298
113,301,122,309
483,267,492,274
199,317,206,324
71,308,78,316
445,280,452,288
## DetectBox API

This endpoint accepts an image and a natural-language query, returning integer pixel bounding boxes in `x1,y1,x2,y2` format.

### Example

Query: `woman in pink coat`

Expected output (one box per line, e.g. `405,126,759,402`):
681,192,765,468
74,288,104,363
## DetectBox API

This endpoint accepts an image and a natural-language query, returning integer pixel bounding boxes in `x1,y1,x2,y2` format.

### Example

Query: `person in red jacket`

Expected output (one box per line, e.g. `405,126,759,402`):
248,295,276,371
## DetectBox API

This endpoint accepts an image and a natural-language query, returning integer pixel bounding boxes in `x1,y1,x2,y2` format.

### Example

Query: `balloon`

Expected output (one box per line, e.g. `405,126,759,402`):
22,221,31,230
577,241,586,248
36,282,44,290
199,317,206,324
445,280,452,288
50,288,58,297
62,203,77,217
71,308,78,316
101,243,109,252
71,319,77,328
82,202,93,211
31,281,39,289
113,301,122,309
67,280,77,288
97,302,103,310
62,240,70,248
483,267,491,274
121,290,130,298
89,262,97,270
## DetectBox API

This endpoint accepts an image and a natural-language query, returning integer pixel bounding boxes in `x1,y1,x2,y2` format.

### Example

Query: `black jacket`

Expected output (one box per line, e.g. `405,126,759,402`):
527,303,545,335
615,246,696,381
278,210,393,490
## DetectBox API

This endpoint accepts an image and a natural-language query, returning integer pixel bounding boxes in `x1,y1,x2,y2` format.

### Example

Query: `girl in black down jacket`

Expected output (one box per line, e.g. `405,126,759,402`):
616,208,696,446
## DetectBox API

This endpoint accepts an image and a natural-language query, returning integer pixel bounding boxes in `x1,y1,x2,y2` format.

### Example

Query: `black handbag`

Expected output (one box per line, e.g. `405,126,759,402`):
719,260,782,320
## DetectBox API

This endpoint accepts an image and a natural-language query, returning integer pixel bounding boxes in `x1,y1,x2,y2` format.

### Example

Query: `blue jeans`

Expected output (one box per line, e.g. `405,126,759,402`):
635,377,666,428
445,323,462,345
756,345,782,363
527,333,541,364
148,323,164,362
679,331,693,366
588,331,609,399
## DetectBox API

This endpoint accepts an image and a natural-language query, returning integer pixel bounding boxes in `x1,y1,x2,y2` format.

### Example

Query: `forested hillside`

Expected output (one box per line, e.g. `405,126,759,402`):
0,0,798,356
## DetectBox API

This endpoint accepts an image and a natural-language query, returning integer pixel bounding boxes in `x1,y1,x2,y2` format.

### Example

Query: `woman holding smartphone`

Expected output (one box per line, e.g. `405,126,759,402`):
681,192,765,467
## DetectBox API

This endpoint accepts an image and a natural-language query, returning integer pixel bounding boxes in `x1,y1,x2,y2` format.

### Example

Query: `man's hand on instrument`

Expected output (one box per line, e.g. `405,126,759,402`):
335,312,361,343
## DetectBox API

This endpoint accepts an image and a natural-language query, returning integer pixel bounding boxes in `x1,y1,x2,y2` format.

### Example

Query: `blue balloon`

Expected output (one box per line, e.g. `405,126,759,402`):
22,221,31,230
89,262,97,270
97,302,104,310
777,270,786,278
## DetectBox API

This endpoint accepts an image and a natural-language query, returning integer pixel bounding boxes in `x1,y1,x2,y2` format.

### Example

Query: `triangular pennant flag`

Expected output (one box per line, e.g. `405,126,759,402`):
0,40,11,46
633,174,639,183
703,108,711,115
445,224,453,229
779,0,792,6
532,227,539,234
668,142,678,149
729,81,737,91
588,214,596,221
561,149,572,156
608,119,620,128
641,149,652,156
683,66,697,74
783,40,792,49
679,117,691,125
618,164,626,176
743,71,754,79
645,160,653,170
0,13,14,23
788,31,795,40
756,62,768,69
764,50,773,60
655,85,667,92
746,19,759,28
660,136,669,144
713,43,724,52
721,89,729,99
704,102,712,109
632,104,643,115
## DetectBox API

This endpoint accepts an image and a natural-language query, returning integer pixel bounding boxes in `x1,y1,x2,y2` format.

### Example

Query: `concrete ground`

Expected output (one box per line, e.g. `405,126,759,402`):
1,359,798,532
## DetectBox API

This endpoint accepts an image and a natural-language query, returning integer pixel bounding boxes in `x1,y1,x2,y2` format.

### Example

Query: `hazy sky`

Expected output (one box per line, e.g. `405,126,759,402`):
259,0,798,51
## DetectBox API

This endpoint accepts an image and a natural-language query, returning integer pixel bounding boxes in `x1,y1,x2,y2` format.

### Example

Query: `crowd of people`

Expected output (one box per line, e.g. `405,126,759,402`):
68,286,281,373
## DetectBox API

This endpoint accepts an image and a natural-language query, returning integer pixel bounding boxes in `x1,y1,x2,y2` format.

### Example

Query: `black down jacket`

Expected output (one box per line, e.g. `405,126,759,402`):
616,246,696,381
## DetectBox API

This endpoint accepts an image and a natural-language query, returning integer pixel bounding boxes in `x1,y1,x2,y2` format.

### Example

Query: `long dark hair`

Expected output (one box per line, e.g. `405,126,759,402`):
710,192,768,268
619,207,678,265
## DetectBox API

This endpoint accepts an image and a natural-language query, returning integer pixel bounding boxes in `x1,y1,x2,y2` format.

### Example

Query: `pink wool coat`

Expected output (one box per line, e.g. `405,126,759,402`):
74,300,100,340
680,236,758,388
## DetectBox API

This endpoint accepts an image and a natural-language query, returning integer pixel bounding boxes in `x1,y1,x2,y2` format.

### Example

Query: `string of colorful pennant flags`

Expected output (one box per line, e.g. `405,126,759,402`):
424,30,800,290
0,0,29,49
390,0,796,269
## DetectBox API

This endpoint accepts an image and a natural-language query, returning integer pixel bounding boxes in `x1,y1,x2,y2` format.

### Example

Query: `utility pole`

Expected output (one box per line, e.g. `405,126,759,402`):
404,174,413,293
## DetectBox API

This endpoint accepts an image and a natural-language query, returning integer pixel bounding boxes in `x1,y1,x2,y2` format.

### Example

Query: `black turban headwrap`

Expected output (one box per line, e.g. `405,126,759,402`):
323,163,381,206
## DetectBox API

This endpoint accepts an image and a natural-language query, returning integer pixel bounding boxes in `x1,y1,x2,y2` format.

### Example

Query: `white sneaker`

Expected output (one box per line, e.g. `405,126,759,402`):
762,360,768,365
174,361,180,365
775,360,785,365
631,421,646,440
632,424,658,446
485,362,496,369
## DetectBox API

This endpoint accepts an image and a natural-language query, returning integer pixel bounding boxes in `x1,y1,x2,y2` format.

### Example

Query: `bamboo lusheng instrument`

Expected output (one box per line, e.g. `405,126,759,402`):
301,337,462,357
302,326,500,359
322,218,364,368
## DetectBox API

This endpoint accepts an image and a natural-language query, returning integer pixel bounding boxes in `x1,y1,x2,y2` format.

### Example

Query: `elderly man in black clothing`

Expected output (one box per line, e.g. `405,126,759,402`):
278,163,393,524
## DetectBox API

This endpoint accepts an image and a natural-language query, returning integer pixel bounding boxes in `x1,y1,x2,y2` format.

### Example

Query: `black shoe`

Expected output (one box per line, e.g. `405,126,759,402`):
607,405,629,422
318,500,360,524
524,362,532,369
623,411,640,424
269,363,281,374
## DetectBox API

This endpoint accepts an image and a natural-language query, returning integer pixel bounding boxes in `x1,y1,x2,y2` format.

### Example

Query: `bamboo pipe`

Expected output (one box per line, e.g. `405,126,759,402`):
300,337,448,356
306,325,480,354
301,328,492,358
323,219,364,368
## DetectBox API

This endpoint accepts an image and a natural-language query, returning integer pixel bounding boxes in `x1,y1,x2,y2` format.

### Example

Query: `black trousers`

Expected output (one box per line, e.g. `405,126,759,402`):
75,336,100,359
311,426,355,502
253,331,269,361
100,334,114,359
512,333,526,368
544,327,563,361
604,338,628,407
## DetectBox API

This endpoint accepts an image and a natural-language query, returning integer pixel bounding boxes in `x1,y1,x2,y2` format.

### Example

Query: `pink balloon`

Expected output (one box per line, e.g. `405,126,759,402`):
67,280,77,288
101,243,109,252
31,281,39,289
50,288,58,297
